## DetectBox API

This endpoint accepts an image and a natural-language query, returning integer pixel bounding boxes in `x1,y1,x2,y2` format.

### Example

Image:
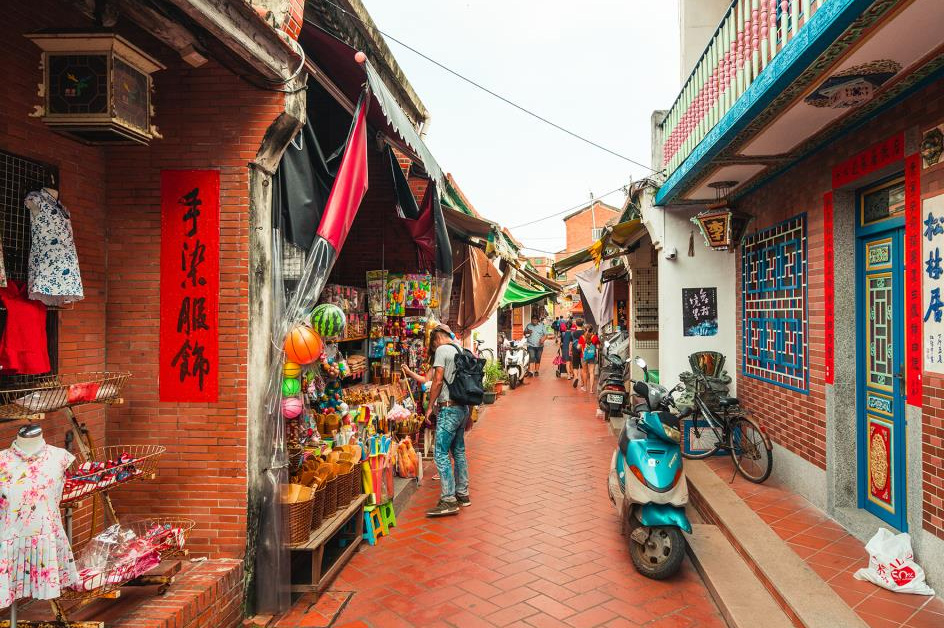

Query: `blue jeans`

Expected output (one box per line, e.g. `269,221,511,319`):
434,405,469,501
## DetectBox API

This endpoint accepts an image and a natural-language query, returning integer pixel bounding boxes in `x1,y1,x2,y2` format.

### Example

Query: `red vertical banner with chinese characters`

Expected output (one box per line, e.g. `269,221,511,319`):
823,192,835,385
159,170,220,402
904,154,922,407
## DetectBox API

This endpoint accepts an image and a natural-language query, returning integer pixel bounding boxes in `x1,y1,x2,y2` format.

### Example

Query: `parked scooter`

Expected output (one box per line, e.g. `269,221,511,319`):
608,356,692,580
597,353,628,421
503,338,530,390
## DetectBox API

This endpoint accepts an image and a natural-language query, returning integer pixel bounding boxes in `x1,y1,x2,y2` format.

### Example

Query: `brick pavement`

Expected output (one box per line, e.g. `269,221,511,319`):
276,346,726,628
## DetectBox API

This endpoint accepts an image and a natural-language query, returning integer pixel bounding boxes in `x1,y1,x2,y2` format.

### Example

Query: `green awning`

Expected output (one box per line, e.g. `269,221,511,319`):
500,280,553,308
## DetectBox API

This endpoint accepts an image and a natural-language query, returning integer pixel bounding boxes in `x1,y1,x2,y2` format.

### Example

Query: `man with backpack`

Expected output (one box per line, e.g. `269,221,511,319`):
424,322,484,517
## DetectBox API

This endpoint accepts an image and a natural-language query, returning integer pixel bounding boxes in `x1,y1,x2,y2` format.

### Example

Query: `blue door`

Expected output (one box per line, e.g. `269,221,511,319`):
856,176,907,531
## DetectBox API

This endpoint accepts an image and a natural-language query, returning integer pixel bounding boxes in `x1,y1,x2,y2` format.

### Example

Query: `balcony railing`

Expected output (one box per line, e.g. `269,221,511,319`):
660,0,830,174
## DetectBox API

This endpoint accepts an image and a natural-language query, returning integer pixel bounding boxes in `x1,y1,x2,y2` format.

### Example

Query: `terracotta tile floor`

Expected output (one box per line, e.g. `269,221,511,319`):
702,456,944,628
276,346,726,627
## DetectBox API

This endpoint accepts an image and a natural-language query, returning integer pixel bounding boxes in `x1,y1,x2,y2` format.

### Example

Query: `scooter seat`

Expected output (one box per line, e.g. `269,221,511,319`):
718,396,739,408
618,425,630,455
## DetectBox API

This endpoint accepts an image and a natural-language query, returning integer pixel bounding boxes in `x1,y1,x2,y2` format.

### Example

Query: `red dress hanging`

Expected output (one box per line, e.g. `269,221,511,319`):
0,280,50,374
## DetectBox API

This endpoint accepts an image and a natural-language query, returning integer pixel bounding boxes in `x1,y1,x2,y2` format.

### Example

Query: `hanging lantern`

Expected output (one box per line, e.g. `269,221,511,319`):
26,32,164,145
691,181,752,251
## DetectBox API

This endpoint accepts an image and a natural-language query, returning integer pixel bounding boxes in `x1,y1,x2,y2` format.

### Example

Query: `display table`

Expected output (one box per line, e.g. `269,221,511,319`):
289,494,368,595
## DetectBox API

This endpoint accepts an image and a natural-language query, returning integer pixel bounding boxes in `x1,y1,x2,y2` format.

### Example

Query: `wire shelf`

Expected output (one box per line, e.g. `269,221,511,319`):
0,371,130,420
61,444,165,505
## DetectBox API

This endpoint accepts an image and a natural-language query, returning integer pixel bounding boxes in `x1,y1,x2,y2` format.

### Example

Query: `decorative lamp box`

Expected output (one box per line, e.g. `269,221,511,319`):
26,32,164,145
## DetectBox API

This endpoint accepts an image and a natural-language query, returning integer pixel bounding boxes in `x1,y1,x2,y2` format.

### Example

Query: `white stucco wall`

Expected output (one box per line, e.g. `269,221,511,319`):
679,0,730,83
645,204,738,391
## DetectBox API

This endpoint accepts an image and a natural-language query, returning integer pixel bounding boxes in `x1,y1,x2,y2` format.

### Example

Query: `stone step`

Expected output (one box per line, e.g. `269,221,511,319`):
686,524,794,628
685,460,868,628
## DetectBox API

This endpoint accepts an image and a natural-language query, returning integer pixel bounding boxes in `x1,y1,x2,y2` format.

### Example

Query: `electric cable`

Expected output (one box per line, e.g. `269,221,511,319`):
318,0,662,174
508,186,627,229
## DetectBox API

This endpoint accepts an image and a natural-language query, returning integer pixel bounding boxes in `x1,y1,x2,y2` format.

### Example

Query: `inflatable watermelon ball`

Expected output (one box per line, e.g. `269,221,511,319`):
310,303,346,339
282,378,301,397
284,324,323,364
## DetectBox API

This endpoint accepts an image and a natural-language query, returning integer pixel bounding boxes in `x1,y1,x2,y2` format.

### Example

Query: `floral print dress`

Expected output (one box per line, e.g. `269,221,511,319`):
24,189,84,306
0,443,78,607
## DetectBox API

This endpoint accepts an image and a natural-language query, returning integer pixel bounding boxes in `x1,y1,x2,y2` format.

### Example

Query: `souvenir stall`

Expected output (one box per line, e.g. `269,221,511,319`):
0,183,191,628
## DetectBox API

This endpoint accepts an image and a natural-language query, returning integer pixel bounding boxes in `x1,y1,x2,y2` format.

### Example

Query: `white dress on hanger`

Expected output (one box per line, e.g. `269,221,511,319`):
24,189,84,306
0,443,79,607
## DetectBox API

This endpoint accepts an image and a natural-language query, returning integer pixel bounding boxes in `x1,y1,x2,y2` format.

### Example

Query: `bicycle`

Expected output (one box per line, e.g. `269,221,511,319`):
473,338,495,362
681,370,774,483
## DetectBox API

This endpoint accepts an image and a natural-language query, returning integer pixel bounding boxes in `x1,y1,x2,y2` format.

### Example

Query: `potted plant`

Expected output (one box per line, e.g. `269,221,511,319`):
482,360,504,404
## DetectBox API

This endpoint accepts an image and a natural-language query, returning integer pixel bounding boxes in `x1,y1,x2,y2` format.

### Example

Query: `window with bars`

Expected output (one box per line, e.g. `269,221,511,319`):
591,227,604,241
0,149,59,385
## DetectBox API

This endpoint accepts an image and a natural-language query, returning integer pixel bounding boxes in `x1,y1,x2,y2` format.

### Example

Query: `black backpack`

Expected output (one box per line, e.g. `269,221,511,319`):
445,344,486,406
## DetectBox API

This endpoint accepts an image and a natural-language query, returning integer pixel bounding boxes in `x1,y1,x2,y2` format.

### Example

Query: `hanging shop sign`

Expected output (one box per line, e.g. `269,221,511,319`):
905,154,921,406
25,32,164,145
832,133,904,189
159,170,220,402
824,192,835,385
682,287,718,337
920,192,944,376
691,206,751,251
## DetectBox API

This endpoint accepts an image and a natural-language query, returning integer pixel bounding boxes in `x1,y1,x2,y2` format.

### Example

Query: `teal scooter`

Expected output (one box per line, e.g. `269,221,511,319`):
607,357,692,579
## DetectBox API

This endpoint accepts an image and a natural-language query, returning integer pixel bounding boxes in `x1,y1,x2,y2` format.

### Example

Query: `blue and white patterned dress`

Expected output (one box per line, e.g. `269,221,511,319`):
24,189,83,306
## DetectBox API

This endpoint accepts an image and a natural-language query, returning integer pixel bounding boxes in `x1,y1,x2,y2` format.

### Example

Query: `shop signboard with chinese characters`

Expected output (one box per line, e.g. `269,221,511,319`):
159,170,220,402
682,287,718,337
923,194,944,374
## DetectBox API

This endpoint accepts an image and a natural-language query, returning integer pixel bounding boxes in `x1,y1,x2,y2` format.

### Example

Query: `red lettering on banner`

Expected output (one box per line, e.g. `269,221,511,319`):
824,192,835,385
832,133,905,189
159,170,220,402
905,154,922,407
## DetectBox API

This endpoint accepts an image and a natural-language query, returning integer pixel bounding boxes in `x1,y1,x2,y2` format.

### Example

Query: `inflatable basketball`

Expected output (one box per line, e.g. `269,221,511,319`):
284,324,323,364
282,378,301,397
281,397,304,419
283,362,302,378
310,303,346,339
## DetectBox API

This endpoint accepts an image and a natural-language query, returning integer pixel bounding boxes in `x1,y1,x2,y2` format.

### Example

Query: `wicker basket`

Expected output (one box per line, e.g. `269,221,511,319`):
0,371,130,420
310,483,327,531
346,463,362,499
125,517,196,558
322,475,339,517
61,444,165,505
283,484,315,546
335,462,354,506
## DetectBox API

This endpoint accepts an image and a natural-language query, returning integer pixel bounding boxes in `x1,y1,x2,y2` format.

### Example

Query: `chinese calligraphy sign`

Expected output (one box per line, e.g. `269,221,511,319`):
159,170,220,402
824,193,835,385
832,133,904,189
922,193,944,377
682,288,718,337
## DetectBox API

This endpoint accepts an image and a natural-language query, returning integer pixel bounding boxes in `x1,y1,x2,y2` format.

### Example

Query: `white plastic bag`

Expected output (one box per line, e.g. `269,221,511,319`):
854,528,935,595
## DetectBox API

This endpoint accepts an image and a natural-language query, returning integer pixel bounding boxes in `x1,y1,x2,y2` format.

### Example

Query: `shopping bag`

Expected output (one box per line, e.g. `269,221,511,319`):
553,355,564,366
854,528,935,595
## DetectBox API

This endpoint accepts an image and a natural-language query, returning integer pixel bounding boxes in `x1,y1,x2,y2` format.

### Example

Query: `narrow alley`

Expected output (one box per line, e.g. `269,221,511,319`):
276,347,726,628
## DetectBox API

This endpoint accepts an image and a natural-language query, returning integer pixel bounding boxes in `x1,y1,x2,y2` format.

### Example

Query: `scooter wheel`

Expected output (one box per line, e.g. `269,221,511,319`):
629,526,686,580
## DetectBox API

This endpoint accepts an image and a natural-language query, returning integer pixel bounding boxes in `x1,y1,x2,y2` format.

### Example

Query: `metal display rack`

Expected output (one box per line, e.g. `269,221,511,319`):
1,372,189,628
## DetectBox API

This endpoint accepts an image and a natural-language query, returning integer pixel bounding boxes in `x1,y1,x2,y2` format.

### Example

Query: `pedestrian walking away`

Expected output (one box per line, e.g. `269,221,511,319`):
524,314,548,378
424,322,471,516
570,319,585,388
578,323,600,394
560,317,575,379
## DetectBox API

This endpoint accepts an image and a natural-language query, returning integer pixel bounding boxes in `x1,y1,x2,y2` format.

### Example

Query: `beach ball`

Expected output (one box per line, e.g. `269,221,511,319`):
281,397,304,419
310,304,346,339
283,362,302,378
284,324,323,364
281,378,301,397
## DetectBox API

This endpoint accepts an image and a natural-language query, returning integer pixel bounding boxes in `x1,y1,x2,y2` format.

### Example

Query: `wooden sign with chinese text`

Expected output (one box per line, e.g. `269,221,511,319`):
159,170,220,402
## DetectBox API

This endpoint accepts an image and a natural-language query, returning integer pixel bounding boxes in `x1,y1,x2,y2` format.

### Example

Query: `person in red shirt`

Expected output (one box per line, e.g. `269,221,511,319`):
577,323,599,393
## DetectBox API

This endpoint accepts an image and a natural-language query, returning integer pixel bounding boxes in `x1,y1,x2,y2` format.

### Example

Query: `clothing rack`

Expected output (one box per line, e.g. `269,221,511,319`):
0,373,185,628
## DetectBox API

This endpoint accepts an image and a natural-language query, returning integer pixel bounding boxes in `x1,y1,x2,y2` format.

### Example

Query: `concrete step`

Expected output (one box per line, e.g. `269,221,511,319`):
686,524,794,628
685,460,868,628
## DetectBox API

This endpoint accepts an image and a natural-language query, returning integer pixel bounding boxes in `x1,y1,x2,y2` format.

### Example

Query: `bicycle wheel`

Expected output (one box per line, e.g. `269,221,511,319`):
680,416,723,460
728,416,773,483
480,348,495,362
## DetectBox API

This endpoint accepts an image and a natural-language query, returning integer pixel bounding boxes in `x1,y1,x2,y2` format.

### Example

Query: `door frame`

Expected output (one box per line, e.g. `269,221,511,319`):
854,173,908,531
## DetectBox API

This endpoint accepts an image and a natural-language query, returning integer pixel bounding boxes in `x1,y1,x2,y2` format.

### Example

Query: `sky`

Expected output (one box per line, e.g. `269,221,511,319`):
359,0,681,257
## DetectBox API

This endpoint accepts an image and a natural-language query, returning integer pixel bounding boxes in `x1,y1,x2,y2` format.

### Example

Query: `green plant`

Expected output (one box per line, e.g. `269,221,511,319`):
482,359,506,392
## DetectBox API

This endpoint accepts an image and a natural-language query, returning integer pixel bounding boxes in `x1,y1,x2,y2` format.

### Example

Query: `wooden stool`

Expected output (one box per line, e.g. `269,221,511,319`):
363,505,386,546
379,500,397,530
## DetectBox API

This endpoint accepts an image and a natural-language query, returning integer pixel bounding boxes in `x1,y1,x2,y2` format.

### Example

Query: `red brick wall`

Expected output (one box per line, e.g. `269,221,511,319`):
0,0,110,546
734,79,944,539
103,52,284,558
561,202,620,280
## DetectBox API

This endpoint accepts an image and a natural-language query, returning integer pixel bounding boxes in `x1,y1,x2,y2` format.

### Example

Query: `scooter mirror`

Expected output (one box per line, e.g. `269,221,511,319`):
633,356,648,371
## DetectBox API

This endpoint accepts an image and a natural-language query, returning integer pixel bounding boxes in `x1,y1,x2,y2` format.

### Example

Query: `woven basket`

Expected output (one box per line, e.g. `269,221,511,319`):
335,462,354,506
323,476,339,517
348,463,362,498
282,484,315,546
310,483,327,531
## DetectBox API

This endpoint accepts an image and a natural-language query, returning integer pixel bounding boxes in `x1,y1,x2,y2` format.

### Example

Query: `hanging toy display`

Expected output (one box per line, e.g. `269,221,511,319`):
386,274,406,316
283,361,302,378
284,324,323,364
281,378,301,397
309,303,347,340
405,274,432,308
282,397,304,419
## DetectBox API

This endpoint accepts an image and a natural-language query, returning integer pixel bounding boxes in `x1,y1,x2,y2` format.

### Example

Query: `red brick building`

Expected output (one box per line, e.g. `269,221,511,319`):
645,0,944,588
555,201,622,283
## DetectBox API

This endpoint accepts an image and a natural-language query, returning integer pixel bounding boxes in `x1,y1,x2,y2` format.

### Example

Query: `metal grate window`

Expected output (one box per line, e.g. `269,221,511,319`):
0,149,59,385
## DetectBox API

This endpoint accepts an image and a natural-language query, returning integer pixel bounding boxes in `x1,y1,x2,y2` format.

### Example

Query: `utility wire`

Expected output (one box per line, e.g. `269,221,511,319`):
320,0,662,174
508,186,627,229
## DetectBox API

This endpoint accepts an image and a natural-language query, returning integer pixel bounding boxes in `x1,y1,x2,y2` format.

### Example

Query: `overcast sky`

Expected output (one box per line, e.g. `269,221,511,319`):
360,0,681,256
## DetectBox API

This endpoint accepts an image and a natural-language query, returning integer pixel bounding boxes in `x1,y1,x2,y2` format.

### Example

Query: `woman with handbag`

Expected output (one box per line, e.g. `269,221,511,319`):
578,324,599,394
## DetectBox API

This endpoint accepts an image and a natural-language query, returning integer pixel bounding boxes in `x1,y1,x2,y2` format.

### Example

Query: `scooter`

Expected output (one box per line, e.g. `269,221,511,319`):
607,356,692,580
597,354,628,421
503,338,530,390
